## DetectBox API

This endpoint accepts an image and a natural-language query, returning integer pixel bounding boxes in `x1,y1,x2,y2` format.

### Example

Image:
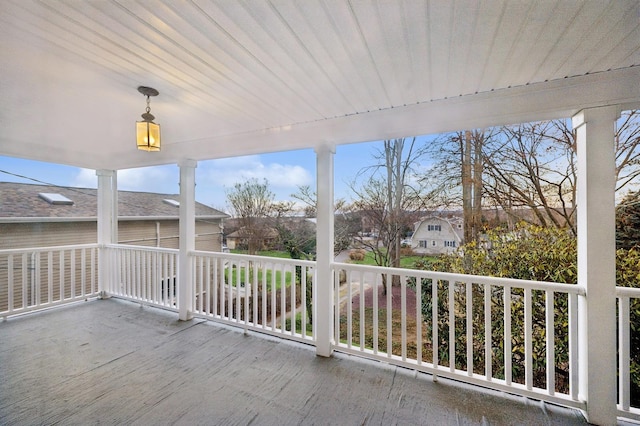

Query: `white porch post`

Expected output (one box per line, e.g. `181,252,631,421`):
315,144,335,357
96,169,117,298
178,160,197,321
573,106,618,425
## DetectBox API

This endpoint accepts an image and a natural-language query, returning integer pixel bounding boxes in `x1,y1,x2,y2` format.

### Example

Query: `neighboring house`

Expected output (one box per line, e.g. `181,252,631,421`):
411,216,464,255
225,226,278,251
0,182,229,251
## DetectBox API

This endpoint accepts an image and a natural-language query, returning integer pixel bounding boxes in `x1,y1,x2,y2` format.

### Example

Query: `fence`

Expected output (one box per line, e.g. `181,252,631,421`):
0,244,99,317
103,244,178,310
332,262,585,410
190,250,316,345
3,243,639,421
617,286,640,422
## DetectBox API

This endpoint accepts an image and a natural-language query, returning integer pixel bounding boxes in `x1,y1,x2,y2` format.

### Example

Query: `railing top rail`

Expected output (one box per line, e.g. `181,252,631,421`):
0,243,99,255
332,261,585,295
104,244,179,254
616,286,640,298
190,250,316,267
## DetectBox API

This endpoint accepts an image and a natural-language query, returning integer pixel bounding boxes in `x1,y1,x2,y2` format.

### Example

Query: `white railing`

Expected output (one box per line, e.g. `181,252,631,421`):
5,243,639,420
104,244,178,311
0,244,99,317
190,251,316,345
332,262,585,410
617,286,640,422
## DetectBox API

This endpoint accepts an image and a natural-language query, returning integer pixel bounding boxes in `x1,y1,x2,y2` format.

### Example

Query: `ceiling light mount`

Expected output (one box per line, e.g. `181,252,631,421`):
136,86,161,152
138,86,159,97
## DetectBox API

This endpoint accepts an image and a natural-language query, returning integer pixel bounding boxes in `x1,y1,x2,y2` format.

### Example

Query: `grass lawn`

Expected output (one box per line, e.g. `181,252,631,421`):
348,250,438,269
230,249,293,259
223,266,293,291
284,311,314,336
338,307,433,361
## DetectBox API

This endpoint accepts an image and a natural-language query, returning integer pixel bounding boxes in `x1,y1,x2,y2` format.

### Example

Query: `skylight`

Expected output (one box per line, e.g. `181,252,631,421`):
162,199,180,207
39,193,74,205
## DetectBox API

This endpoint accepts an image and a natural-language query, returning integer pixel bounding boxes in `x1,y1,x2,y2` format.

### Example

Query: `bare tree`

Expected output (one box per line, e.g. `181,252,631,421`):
482,121,578,233
615,110,640,192
424,130,487,242
350,138,429,293
226,178,276,255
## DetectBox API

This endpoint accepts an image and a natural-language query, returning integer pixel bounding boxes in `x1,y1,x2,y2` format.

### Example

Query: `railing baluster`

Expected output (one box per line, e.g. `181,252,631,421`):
373,272,379,355
262,262,267,329
80,249,86,298
279,263,285,330
170,253,176,308
387,272,393,357
347,269,353,349
34,252,41,307
300,266,307,336
525,288,533,391
71,249,77,300
401,273,407,361
8,254,14,312
135,250,141,300
206,257,212,315
484,283,492,381
252,261,258,326
619,296,631,411
466,280,473,376
504,285,512,386
290,264,296,335
360,270,365,351
21,252,27,308
333,267,340,343
90,248,96,296
569,292,578,400
546,290,555,395
449,280,455,372
415,274,422,365
48,251,53,303
59,250,64,301
238,258,243,321
198,256,204,313
432,277,439,369
270,262,277,329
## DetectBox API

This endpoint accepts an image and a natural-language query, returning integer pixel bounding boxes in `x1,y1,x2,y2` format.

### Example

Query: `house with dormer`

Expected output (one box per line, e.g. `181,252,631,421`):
410,215,464,255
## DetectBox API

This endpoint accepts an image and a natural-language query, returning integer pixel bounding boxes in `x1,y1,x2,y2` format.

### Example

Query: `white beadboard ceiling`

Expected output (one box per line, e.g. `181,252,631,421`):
1,0,639,170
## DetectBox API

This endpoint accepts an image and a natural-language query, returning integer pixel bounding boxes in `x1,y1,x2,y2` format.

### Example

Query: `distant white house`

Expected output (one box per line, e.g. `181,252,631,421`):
410,216,464,255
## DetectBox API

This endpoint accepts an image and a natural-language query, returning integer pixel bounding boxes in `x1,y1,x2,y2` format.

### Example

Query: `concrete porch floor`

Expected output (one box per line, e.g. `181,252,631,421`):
0,298,588,425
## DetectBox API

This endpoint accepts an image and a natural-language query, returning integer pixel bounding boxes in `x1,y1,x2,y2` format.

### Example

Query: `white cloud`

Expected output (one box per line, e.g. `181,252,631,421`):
200,156,312,190
70,156,313,209
73,165,179,194
72,168,98,188
117,166,179,193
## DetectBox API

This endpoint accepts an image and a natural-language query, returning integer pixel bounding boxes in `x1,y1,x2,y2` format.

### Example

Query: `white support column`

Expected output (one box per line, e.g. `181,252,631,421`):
96,169,116,298
573,106,619,425
315,144,335,357
178,160,197,321
111,171,118,244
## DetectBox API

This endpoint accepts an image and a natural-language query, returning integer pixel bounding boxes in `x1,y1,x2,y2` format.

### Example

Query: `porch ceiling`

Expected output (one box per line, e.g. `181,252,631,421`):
1,0,639,170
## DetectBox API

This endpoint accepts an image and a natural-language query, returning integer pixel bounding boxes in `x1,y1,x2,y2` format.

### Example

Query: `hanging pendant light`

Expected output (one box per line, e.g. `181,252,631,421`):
136,86,161,152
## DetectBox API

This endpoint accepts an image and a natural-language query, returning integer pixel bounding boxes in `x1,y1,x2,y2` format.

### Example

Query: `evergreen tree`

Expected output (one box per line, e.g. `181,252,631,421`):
616,191,640,250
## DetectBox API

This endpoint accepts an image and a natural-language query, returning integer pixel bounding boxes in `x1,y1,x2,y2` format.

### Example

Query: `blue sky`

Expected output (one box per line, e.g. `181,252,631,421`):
0,140,400,213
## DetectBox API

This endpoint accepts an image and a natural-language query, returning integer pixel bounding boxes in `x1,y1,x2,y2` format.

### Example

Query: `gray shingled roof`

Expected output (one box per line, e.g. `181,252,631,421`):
0,182,228,220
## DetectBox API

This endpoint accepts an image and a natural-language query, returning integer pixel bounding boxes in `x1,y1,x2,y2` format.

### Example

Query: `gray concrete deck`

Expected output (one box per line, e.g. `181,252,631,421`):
0,298,587,425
